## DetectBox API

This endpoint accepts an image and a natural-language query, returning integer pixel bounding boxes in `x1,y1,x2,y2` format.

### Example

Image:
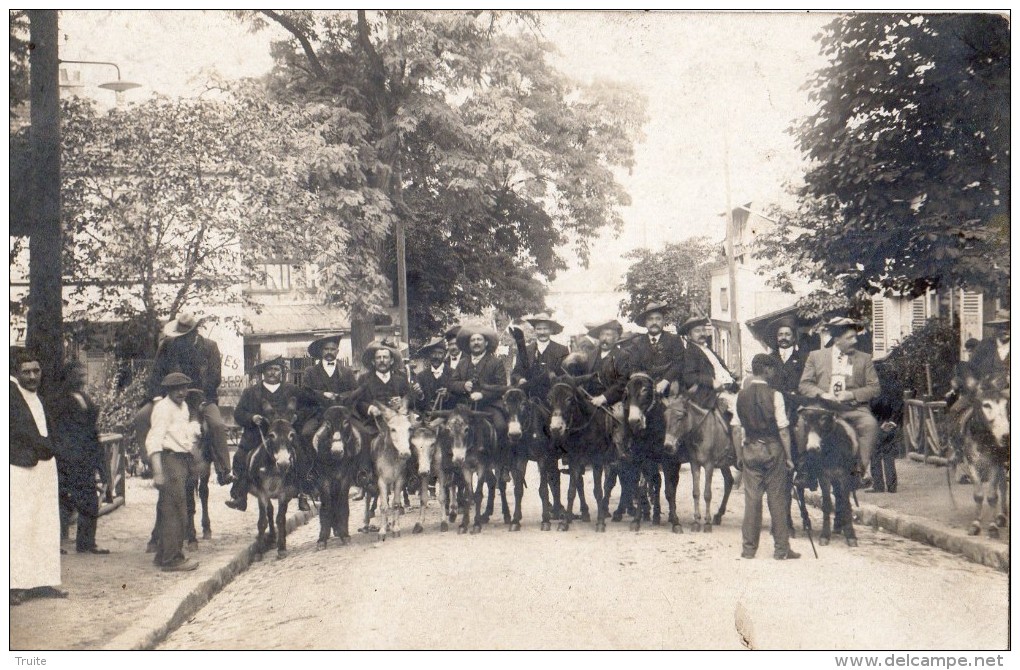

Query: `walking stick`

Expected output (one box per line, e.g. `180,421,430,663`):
576,386,622,424
791,480,819,559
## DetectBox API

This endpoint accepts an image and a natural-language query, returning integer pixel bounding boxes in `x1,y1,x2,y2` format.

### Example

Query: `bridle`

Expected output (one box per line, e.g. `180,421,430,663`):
550,382,601,436
665,394,715,446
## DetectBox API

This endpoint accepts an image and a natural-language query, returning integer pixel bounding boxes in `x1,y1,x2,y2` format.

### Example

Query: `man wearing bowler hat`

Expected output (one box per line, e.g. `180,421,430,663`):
135,311,232,487
415,336,454,412
971,311,1010,383
629,302,685,397
511,313,570,403
225,356,304,512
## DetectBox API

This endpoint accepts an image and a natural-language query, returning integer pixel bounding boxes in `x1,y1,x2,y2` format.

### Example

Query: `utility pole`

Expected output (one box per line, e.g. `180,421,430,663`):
723,133,742,375
395,217,409,347
26,10,64,380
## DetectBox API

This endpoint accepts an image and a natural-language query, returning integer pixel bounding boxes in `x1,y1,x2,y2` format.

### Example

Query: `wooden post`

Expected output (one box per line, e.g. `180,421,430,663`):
723,134,742,375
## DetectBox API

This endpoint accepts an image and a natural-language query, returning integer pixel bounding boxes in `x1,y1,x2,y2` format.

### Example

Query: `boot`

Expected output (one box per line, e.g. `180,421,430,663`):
225,475,247,511
298,494,311,512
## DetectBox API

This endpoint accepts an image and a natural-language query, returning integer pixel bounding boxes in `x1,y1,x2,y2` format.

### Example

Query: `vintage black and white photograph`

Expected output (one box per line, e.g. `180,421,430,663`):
8,8,1011,654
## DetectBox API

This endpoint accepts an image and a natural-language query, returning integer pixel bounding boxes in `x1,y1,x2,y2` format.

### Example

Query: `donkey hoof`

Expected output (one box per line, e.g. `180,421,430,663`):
691,522,701,533
672,523,684,534
846,537,859,548
611,512,623,523
996,514,1008,528
470,525,481,535
440,521,449,532
967,524,981,536
412,523,424,534
595,522,606,533
819,536,830,546
552,508,565,521
277,550,288,560
987,525,1000,539
509,522,521,532
202,530,213,540
557,522,569,532
712,514,724,526
187,540,199,550
629,520,641,532
478,514,490,526
316,540,327,551
652,513,661,526
503,515,512,525
448,513,457,523
339,535,351,545
703,523,713,534
541,521,552,531
254,552,264,562
458,526,468,535
580,511,591,523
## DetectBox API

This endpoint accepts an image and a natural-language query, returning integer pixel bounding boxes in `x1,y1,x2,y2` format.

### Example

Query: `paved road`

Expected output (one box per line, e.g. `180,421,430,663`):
161,466,1008,650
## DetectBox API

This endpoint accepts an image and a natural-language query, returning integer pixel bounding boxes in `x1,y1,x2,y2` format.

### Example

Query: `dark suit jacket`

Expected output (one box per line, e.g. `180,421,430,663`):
799,347,880,406
355,372,414,418
585,347,631,406
971,338,1010,381
767,347,806,419
415,364,453,412
300,362,358,425
682,342,737,408
234,382,303,451
49,390,104,472
147,334,222,404
10,381,55,468
449,353,507,409
629,333,684,385
511,340,569,398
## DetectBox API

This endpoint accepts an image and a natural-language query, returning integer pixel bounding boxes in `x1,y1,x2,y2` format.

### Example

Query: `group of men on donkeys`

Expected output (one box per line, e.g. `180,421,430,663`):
138,302,892,564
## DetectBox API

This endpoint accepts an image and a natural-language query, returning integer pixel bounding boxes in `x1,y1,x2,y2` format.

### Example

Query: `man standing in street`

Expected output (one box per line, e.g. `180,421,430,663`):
511,313,570,402
734,354,800,560
628,303,685,397
10,350,67,605
799,317,881,488
135,312,232,486
225,357,304,512
145,373,202,572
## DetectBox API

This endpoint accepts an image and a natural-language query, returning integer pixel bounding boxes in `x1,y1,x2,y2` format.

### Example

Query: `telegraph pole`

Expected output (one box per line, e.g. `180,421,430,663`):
723,133,742,375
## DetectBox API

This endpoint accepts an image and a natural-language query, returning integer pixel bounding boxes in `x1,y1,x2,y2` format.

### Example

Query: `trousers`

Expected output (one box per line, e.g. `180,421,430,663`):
57,460,100,551
155,452,191,567
741,438,791,555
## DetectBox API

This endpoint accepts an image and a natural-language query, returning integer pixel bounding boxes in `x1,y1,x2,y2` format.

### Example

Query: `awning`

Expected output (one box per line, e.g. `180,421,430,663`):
744,305,816,347
245,303,351,338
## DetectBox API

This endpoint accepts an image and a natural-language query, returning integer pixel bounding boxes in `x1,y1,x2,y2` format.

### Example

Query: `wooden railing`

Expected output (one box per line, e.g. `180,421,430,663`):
98,433,127,515
902,395,951,465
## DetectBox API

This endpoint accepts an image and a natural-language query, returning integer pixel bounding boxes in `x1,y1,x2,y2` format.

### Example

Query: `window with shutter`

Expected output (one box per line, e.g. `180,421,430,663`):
872,296,887,359
959,290,984,360
910,295,928,334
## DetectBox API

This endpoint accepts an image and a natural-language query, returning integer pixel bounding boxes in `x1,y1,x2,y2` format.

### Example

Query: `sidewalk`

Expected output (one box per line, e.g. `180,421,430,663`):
10,455,1008,650
801,455,1009,573
10,472,316,651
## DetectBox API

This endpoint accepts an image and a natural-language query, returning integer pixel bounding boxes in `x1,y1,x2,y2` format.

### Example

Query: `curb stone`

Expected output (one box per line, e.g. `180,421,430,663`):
802,491,1008,574
101,507,318,651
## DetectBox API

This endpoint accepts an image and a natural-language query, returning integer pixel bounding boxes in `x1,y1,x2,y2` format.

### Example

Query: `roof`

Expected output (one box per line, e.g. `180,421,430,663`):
245,303,351,337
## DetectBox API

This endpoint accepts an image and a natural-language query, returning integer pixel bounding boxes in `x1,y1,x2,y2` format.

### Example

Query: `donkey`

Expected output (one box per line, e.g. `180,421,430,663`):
365,401,417,541
311,404,368,549
662,390,736,532
408,418,446,534
796,400,858,547
503,387,564,531
953,376,1009,538
245,397,304,559
182,389,214,547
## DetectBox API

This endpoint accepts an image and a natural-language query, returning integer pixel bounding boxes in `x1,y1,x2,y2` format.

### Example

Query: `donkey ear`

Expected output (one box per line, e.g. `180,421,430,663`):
670,381,680,397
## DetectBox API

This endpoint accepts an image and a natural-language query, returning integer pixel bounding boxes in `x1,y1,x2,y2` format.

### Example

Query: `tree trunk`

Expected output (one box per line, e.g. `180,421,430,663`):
25,10,63,383
349,307,377,373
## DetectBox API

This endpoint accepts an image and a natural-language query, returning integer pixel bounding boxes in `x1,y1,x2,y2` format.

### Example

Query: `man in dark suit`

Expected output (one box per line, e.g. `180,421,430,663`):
628,302,685,397
444,325,465,376
225,357,304,511
765,315,809,524
511,313,570,403
583,320,632,446
449,326,509,448
299,334,358,442
971,312,1010,384
680,316,739,411
415,336,454,412
356,341,422,418
10,350,66,605
798,318,881,487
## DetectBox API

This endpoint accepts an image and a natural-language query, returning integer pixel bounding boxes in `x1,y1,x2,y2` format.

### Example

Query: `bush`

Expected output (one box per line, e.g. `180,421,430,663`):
874,317,960,423
87,362,150,466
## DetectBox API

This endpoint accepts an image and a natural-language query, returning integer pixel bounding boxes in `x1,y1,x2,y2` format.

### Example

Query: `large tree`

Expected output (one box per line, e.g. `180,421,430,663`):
759,13,1009,302
239,10,647,345
618,236,721,327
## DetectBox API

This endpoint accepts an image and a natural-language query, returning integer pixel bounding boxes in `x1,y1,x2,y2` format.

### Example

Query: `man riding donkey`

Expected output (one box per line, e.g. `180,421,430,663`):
414,336,455,413
225,357,306,512
510,313,571,404
798,317,882,489
629,302,685,398
297,334,359,509
448,326,510,477
582,319,634,449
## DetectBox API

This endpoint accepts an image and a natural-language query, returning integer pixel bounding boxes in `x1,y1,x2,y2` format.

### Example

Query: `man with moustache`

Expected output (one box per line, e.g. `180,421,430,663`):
299,334,358,440
511,313,570,403
444,325,465,375
449,326,509,457
356,341,422,419
415,336,454,412
583,319,632,447
628,302,685,397
680,316,740,412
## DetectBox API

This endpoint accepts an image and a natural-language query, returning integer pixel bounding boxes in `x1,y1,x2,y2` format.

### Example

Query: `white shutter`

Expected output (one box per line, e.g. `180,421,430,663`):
872,296,887,359
959,290,984,360
910,295,928,334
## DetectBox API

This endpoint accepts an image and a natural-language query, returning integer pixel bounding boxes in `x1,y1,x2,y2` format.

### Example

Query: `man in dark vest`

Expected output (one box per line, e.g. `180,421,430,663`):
511,313,570,403
356,341,422,420
628,302,685,397
134,312,232,486
415,336,454,412
733,354,800,560
225,357,303,512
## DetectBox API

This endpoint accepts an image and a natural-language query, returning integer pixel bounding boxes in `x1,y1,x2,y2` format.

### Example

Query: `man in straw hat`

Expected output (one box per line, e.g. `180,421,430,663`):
415,336,454,412
629,302,685,397
225,357,304,512
355,340,422,420
145,373,203,572
449,325,509,457
798,317,881,488
971,310,1010,383
511,313,570,402
134,311,232,487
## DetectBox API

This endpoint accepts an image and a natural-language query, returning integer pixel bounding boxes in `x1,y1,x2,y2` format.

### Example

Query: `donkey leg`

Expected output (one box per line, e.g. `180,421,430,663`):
199,474,212,540
985,476,1001,539
471,471,485,534
510,457,526,531
414,476,427,535
539,460,553,531
836,480,858,547
550,458,565,520
650,464,662,525
702,465,715,533
578,468,591,523
690,465,703,532
665,461,683,533
819,480,832,546
559,471,577,531
499,476,512,525
591,465,605,532
713,466,735,525
276,499,289,558
255,500,268,560
317,482,332,549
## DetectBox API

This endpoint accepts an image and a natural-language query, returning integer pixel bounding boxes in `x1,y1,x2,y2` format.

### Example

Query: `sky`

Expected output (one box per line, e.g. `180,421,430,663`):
55,9,835,333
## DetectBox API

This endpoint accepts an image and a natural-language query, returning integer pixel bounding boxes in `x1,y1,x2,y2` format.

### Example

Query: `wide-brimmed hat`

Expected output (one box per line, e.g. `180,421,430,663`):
162,312,200,339
634,302,670,328
416,336,447,357
985,310,1010,328
253,356,286,374
586,319,624,339
616,331,641,347
678,316,712,337
524,312,564,334
768,315,799,343
444,325,462,342
308,334,342,359
362,340,403,369
160,372,193,389
821,317,864,347
455,326,499,354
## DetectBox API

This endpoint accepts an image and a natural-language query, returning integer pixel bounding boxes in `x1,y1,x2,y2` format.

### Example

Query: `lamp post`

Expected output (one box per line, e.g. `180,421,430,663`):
58,59,141,105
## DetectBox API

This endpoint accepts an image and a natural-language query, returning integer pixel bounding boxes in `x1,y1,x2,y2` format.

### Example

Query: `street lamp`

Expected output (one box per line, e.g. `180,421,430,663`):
58,59,141,97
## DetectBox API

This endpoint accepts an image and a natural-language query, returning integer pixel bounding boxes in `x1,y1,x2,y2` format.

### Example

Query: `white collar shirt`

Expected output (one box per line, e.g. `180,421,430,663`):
695,342,734,386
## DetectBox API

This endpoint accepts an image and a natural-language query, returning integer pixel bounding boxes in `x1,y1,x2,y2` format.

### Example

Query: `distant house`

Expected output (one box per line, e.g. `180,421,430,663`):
871,289,1001,361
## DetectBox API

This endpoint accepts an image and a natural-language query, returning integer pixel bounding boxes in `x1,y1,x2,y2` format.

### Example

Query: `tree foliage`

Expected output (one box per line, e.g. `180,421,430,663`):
617,236,721,327
237,10,647,343
759,13,1009,302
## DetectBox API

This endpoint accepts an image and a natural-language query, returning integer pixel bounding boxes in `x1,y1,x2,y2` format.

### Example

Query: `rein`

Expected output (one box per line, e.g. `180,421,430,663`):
551,383,602,436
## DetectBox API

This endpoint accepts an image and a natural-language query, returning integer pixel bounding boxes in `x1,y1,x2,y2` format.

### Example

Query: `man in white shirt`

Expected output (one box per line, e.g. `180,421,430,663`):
146,372,202,572
681,316,739,414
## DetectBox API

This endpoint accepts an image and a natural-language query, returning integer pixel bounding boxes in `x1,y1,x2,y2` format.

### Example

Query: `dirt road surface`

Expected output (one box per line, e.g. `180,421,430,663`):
161,467,1008,650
